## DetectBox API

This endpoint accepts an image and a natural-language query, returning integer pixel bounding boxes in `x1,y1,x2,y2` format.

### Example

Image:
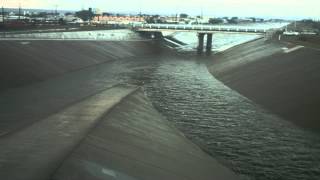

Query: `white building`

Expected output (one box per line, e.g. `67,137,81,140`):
64,15,84,24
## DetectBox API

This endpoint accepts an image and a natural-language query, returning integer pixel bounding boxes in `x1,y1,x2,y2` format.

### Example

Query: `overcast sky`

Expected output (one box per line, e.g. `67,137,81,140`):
2,0,320,19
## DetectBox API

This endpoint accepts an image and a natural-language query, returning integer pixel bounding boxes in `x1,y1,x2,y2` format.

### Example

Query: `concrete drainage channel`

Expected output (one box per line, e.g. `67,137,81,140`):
0,85,238,180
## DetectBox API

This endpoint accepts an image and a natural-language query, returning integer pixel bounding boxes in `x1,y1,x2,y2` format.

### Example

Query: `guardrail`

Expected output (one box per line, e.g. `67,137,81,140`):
132,23,278,33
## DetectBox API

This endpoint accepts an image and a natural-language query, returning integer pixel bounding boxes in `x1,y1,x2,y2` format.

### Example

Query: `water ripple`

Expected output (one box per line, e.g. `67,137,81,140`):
143,58,320,180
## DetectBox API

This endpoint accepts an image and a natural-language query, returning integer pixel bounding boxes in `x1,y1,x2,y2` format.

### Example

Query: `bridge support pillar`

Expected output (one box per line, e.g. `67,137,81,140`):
197,33,205,53
206,33,213,52
198,33,213,54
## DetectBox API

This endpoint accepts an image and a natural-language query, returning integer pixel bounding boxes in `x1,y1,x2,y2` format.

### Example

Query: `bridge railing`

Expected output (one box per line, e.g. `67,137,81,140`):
132,23,285,33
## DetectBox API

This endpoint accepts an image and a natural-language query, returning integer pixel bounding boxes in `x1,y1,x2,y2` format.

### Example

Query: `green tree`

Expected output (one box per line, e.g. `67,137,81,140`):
209,18,223,24
65,12,73,16
228,17,239,24
179,13,188,19
75,10,94,21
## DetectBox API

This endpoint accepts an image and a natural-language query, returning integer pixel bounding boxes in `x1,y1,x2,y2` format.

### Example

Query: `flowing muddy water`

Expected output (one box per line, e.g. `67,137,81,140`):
120,53,320,180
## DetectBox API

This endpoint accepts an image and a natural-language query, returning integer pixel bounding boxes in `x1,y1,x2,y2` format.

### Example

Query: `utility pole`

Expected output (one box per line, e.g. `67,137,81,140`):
1,6,4,24
175,5,178,22
55,4,58,22
138,0,142,22
18,3,21,20
201,7,203,19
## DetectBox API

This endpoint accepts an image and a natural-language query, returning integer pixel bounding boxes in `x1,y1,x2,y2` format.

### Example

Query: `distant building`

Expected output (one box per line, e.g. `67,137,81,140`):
188,16,210,24
165,16,179,24
283,31,299,35
64,15,84,24
237,18,254,23
93,15,145,24
6,15,29,21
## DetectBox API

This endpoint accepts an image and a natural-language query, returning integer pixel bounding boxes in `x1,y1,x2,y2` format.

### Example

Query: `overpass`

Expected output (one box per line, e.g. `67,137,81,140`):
133,23,280,53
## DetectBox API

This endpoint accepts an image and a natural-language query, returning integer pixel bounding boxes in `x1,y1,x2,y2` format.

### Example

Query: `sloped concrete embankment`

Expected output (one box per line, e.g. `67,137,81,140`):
0,39,167,138
0,29,141,40
0,85,137,179
0,85,238,180
207,39,320,129
0,39,159,92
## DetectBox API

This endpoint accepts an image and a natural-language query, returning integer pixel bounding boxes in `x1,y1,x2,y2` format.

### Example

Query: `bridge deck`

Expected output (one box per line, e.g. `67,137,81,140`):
133,24,280,34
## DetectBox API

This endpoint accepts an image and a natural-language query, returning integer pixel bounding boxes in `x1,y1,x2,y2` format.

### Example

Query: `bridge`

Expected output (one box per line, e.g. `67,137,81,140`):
133,23,281,53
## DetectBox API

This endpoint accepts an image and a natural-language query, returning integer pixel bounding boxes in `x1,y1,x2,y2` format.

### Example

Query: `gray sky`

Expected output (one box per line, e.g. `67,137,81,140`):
2,0,320,19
